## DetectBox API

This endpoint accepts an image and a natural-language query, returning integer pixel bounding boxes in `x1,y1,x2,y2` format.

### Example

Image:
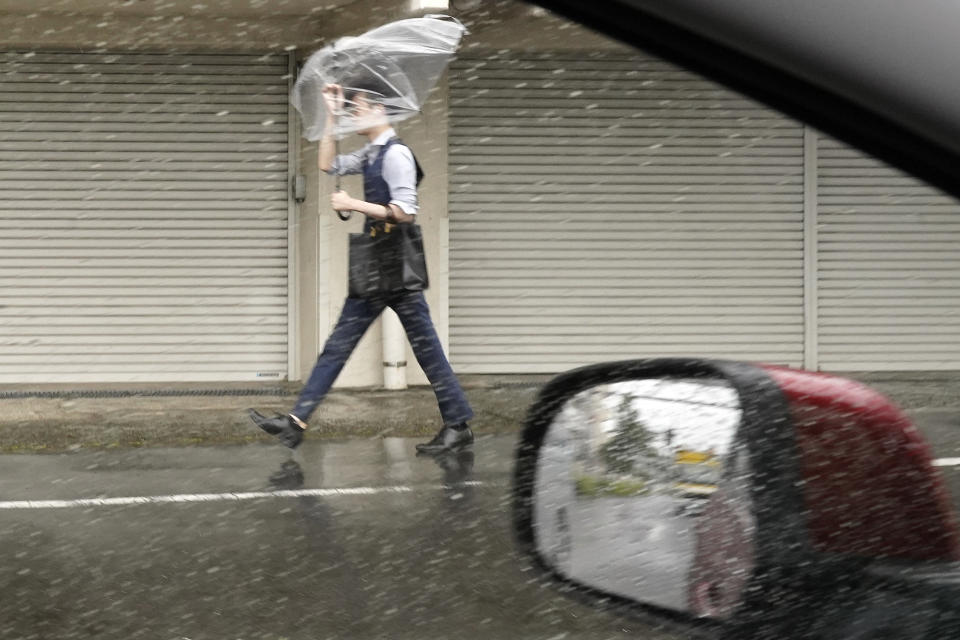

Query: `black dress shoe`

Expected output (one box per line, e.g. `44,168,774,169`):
247,409,305,449
415,424,474,454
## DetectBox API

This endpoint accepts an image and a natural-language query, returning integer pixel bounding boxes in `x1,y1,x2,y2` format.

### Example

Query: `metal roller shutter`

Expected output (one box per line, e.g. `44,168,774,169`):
0,52,291,383
818,135,960,370
448,53,805,374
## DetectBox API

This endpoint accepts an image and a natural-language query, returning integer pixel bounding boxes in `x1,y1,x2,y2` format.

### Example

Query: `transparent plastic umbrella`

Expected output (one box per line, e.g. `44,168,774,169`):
292,14,467,141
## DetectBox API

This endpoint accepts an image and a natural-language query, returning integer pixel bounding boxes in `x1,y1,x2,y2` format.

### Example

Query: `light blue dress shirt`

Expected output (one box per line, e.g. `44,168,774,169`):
323,128,419,215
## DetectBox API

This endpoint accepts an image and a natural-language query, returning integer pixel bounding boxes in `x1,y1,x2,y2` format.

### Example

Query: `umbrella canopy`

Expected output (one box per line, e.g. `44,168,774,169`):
292,15,467,140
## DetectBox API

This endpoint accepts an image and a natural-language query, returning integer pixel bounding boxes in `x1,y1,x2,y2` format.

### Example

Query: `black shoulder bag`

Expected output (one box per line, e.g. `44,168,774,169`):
346,140,429,298
348,221,429,298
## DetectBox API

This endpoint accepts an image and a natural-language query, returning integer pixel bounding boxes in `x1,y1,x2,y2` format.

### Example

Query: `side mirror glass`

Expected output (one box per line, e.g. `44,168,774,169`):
534,377,750,617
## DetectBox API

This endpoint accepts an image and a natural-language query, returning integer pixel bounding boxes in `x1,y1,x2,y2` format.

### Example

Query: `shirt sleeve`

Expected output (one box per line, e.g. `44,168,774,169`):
324,149,365,176
381,144,419,215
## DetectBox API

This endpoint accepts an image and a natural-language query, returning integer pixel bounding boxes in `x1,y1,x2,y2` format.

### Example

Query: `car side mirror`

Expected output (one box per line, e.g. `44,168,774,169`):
513,358,960,638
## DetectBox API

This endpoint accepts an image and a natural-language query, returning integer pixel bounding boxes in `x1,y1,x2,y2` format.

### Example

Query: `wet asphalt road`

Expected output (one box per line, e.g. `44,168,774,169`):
0,435,687,640
908,409,960,504
1,415,958,640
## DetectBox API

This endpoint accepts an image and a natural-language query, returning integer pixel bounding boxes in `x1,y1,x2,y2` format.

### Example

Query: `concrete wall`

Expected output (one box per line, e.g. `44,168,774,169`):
0,12,325,53
457,2,631,53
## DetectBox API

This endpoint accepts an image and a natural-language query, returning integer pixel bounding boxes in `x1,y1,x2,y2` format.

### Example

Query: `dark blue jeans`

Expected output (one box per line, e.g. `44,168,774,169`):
292,291,474,427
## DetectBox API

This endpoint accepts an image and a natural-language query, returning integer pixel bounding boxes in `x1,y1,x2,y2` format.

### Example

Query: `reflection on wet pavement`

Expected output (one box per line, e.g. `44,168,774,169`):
0,435,686,640
268,459,305,491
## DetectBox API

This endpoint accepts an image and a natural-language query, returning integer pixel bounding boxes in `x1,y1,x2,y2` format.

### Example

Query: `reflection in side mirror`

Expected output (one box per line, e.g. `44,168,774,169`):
515,358,960,639
533,377,752,618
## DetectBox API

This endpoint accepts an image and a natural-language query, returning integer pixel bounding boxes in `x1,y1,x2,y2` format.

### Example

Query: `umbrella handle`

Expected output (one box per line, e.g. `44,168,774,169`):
333,135,351,221
334,177,351,221
334,185,351,221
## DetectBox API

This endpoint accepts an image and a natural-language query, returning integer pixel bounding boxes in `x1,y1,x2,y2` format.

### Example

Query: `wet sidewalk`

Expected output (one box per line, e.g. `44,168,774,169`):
0,376,549,453
2,371,959,453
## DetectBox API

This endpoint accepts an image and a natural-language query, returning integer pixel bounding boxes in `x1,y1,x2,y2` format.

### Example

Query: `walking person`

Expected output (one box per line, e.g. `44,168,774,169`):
248,79,474,454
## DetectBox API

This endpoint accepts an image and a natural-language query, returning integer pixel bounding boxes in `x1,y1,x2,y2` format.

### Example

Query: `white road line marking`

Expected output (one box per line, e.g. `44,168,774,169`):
0,482,485,510
933,458,960,467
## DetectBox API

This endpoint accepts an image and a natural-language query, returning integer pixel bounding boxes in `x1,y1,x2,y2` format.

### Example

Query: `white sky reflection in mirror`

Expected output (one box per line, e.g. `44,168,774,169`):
560,378,741,459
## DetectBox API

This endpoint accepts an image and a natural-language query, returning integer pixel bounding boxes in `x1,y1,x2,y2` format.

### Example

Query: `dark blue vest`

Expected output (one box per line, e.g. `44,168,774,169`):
362,138,423,233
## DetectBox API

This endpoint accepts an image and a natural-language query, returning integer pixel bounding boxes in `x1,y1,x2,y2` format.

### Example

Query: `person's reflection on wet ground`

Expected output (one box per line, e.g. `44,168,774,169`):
260,449,373,635
265,444,476,502
419,449,475,502
268,458,306,491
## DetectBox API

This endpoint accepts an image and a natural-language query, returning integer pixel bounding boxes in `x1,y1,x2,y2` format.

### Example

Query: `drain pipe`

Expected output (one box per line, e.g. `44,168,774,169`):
382,308,408,390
